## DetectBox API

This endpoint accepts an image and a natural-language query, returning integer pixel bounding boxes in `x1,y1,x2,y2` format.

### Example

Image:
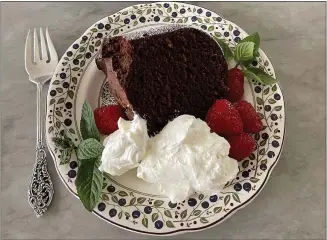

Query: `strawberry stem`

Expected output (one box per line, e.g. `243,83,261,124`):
235,62,240,68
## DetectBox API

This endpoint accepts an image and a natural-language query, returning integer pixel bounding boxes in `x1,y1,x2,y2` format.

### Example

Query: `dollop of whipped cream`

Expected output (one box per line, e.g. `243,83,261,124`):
137,115,238,203
99,114,149,176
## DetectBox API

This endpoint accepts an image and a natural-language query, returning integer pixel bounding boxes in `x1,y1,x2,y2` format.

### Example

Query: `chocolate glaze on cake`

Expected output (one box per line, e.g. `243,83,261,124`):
96,27,229,135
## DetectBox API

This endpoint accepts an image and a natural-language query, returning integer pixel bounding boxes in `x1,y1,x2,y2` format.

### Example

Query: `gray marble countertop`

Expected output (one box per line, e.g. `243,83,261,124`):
1,2,325,239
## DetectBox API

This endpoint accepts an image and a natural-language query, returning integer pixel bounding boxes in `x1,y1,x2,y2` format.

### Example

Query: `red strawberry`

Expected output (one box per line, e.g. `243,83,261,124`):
227,68,244,103
227,133,256,161
229,67,244,84
94,105,125,135
206,99,243,136
234,100,263,134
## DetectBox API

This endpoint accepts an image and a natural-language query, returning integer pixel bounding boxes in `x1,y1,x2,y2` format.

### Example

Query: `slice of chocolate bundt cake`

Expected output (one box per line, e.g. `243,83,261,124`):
96,27,229,135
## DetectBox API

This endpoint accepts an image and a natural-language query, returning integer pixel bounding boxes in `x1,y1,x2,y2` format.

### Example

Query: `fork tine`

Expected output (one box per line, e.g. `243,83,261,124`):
46,28,58,63
39,28,48,61
33,28,40,62
25,29,32,70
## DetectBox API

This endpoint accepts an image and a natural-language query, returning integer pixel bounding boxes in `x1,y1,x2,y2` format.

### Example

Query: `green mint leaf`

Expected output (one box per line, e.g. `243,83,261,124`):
77,138,104,160
243,69,261,83
63,131,76,148
76,157,103,211
80,101,100,141
52,137,70,149
95,155,102,168
240,60,253,67
214,37,233,61
243,67,278,85
235,42,254,62
240,32,260,55
60,148,72,165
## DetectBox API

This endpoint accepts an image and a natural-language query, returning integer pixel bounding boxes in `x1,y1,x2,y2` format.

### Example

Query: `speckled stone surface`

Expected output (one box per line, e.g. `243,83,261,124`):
1,2,325,239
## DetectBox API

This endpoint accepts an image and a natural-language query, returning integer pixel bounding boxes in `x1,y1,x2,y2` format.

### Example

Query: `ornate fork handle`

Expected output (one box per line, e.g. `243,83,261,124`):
28,83,54,217
28,143,54,217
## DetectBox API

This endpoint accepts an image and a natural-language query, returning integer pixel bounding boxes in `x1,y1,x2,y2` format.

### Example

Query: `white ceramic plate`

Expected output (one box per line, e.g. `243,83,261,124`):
46,2,285,235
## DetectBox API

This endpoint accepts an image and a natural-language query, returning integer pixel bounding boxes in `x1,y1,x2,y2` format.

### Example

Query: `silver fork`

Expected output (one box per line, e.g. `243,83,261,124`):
25,28,58,217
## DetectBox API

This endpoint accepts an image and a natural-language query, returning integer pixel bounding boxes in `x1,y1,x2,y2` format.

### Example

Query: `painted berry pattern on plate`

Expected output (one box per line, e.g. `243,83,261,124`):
46,2,285,235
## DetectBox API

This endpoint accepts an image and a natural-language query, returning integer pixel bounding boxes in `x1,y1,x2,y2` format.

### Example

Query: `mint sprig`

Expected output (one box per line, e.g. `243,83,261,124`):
52,132,76,165
76,101,104,211
53,100,105,212
239,32,260,57
215,32,277,85
80,101,100,141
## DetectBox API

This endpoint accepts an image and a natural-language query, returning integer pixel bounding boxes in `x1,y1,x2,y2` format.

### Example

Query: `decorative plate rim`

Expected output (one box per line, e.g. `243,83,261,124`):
45,1,286,236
